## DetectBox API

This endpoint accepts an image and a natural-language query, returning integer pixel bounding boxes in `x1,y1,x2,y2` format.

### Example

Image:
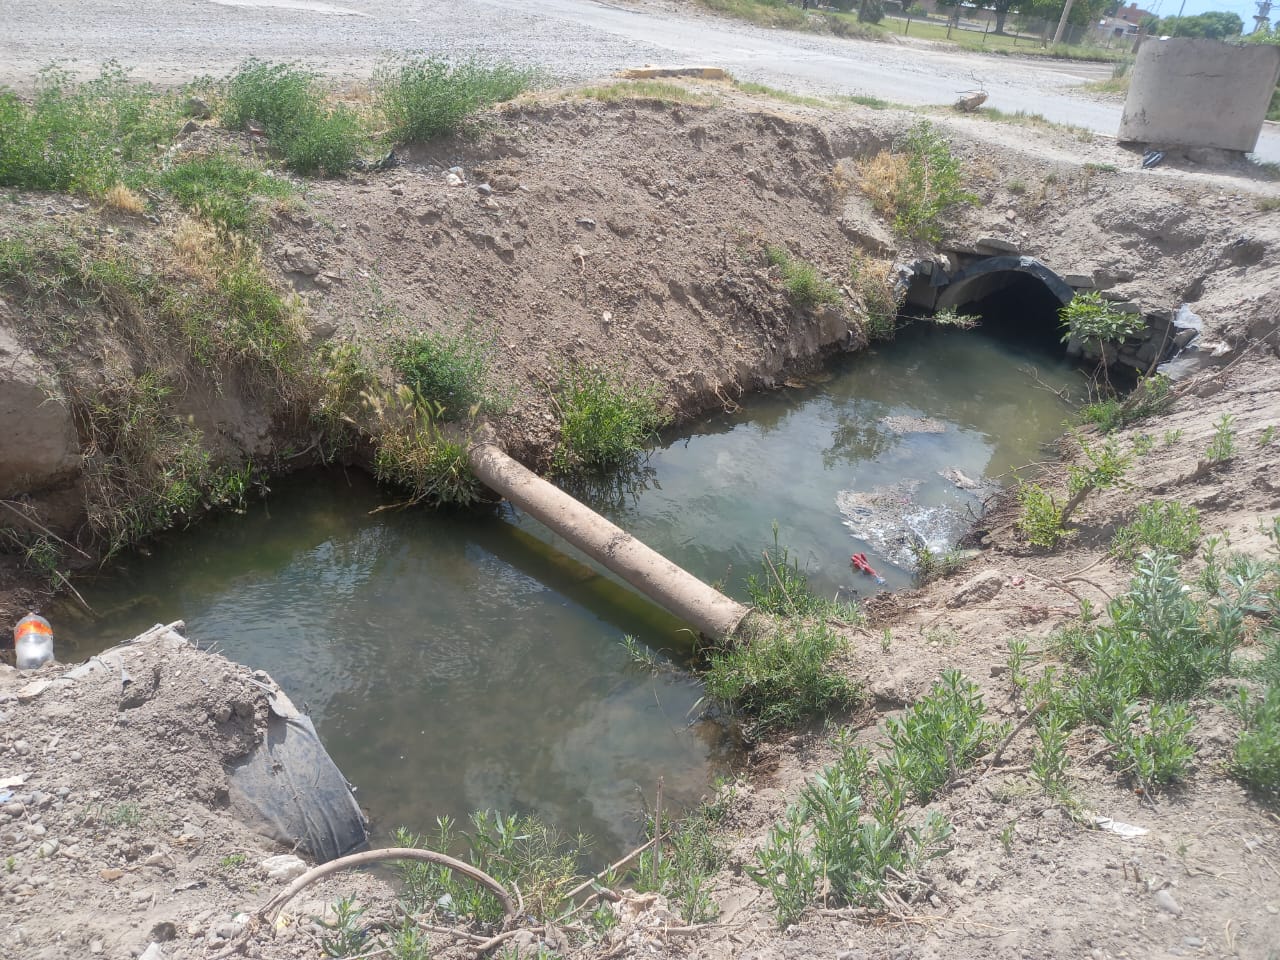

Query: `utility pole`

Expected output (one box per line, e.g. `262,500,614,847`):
1052,0,1077,44
1254,0,1274,34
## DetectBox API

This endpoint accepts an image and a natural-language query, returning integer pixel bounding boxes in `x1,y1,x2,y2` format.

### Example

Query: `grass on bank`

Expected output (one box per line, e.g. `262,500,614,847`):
885,16,1132,62
578,80,714,106
158,153,293,232
374,57,536,141
696,0,885,40
764,244,842,309
552,365,669,473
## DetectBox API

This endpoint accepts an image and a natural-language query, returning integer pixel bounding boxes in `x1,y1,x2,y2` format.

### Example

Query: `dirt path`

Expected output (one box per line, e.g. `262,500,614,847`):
4,0,1276,160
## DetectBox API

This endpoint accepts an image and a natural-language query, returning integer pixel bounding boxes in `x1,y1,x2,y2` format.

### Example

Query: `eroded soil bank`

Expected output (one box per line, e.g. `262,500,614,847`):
3,86,1280,960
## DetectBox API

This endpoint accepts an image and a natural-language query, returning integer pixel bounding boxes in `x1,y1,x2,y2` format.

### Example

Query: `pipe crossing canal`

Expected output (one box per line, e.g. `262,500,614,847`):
62,321,1085,860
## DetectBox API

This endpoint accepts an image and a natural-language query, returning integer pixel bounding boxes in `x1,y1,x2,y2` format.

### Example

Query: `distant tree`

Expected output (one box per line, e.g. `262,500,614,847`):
1157,11,1245,38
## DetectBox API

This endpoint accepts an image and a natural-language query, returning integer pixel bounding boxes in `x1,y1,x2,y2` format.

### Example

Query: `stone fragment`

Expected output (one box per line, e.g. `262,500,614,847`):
1154,888,1183,916
260,854,307,883
975,237,1019,254
947,570,1004,607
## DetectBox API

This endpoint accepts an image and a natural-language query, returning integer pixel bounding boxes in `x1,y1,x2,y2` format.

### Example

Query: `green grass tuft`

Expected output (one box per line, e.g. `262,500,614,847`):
553,365,668,472
391,326,496,420
159,153,292,232
376,57,534,142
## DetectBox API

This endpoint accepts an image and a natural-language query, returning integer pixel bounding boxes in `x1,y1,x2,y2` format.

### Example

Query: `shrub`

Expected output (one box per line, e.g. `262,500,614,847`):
859,122,976,243
391,327,495,420
1205,413,1237,463
553,365,668,472
764,244,842,308
369,387,484,508
376,57,534,142
1111,501,1201,561
1016,481,1065,549
702,622,861,734
849,253,900,340
222,60,364,175
0,63,179,194
878,670,1002,803
1104,701,1195,790
1059,291,1144,348
1233,686,1280,795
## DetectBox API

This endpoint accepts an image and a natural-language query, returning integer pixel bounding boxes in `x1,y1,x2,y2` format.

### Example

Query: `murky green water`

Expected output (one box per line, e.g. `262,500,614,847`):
61,323,1080,857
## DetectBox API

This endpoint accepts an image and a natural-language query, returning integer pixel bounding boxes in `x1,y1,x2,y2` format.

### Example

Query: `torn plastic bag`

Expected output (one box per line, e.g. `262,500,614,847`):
228,686,368,862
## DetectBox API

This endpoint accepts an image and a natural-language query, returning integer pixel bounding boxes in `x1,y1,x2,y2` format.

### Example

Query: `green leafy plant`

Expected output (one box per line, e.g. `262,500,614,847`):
375,57,534,142
390,326,496,419
319,896,369,958
859,121,976,243
632,803,726,923
0,62,180,194
1059,292,1144,349
1016,480,1066,549
1205,413,1237,463
764,244,841,308
702,622,861,735
552,365,668,472
848,253,900,341
746,805,817,928
929,307,979,330
1259,425,1276,447
1232,686,1280,795
910,540,964,584
367,387,484,508
1111,501,1202,562
222,60,364,175
746,524,861,621
1104,702,1195,791
878,670,1002,803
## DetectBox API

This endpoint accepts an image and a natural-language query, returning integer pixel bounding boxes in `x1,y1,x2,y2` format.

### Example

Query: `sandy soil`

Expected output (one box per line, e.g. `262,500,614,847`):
2,79,1280,960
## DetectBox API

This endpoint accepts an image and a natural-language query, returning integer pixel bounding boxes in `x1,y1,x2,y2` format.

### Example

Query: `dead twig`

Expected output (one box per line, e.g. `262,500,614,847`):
984,700,1046,772
563,834,665,902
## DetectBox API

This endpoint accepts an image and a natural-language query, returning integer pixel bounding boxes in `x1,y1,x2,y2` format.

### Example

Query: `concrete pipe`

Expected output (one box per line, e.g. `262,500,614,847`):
468,441,752,640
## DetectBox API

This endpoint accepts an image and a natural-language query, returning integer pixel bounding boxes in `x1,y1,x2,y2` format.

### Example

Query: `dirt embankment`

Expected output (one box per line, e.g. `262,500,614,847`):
2,88,1280,960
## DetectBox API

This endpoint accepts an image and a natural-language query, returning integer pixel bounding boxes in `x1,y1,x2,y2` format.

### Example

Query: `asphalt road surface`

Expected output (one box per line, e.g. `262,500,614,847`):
2,0,1276,161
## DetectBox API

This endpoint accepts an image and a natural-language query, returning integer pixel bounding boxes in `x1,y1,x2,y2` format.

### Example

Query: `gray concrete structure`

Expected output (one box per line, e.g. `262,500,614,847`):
1119,37,1280,153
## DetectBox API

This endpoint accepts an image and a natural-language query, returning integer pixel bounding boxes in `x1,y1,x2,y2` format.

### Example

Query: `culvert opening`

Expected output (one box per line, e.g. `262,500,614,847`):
942,271,1068,353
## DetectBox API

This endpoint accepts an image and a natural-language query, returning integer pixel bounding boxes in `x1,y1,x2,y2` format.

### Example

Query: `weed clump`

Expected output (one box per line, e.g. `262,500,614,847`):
390,326,497,420
1111,500,1201,561
859,121,976,243
1059,291,1144,350
368,387,484,508
0,63,180,194
222,60,364,175
764,245,842,309
552,365,668,472
702,621,860,735
376,57,534,142
848,253,900,340
158,153,292,232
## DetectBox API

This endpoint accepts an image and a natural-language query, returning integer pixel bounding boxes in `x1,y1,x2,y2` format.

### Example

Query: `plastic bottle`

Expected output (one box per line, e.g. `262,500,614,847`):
14,612,54,670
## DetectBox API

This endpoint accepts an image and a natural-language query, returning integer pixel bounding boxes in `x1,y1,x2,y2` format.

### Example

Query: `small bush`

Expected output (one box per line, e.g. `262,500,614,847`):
369,387,484,508
1205,413,1237,463
1059,291,1144,348
391,327,494,420
859,121,976,243
222,60,364,175
0,63,180,194
1233,686,1280,795
553,365,668,472
849,253,900,340
160,153,292,232
702,622,860,734
1016,481,1065,549
878,670,1002,803
764,245,841,309
376,57,534,141
1111,501,1201,561
1104,702,1195,790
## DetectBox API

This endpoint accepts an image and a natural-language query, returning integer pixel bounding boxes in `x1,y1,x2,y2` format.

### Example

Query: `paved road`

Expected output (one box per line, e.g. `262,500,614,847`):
2,0,1275,161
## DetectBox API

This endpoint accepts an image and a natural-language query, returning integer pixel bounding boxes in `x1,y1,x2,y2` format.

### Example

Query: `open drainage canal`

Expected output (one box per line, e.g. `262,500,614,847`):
61,322,1082,860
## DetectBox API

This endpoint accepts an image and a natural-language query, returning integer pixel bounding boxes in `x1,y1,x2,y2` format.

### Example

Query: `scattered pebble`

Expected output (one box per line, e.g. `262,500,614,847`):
260,854,307,883
1155,888,1183,916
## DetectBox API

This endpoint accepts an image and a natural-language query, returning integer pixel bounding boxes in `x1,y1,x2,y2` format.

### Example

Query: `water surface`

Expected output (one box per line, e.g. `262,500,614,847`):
63,323,1080,856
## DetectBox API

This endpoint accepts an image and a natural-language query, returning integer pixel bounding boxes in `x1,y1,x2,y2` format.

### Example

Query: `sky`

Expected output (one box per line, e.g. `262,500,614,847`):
1136,0,1272,30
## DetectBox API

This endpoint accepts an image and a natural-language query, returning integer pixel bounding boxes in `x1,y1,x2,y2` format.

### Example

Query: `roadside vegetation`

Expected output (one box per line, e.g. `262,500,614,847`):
694,0,886,40
858,121,977,243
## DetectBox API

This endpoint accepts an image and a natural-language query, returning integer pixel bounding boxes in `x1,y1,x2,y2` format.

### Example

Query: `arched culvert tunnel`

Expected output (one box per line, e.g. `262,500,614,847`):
932,256,1076,352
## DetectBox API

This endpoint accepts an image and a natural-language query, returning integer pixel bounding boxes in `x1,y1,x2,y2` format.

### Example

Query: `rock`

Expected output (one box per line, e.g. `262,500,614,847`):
89,940,104,955
139,943,165,960
184,96,212,119
1184,936,1204,948
948,570,1004,607
1154,888,1183,916
0,322,81,500
476,183,493,195
976,237,1019,254
491,174,520,193
99,868,124,882
1064,274,1095,288
13,741,30,756
445,172,464,187
260,854,307,883
149,922,177,942
36,839,58,858
279,246,322,277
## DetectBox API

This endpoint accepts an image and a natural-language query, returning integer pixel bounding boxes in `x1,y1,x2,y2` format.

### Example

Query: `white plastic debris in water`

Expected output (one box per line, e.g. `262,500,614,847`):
1093,816,1149,839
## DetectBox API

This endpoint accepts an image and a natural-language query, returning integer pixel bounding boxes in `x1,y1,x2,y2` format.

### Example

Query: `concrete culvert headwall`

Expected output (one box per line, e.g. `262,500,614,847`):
934,257,1074,350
